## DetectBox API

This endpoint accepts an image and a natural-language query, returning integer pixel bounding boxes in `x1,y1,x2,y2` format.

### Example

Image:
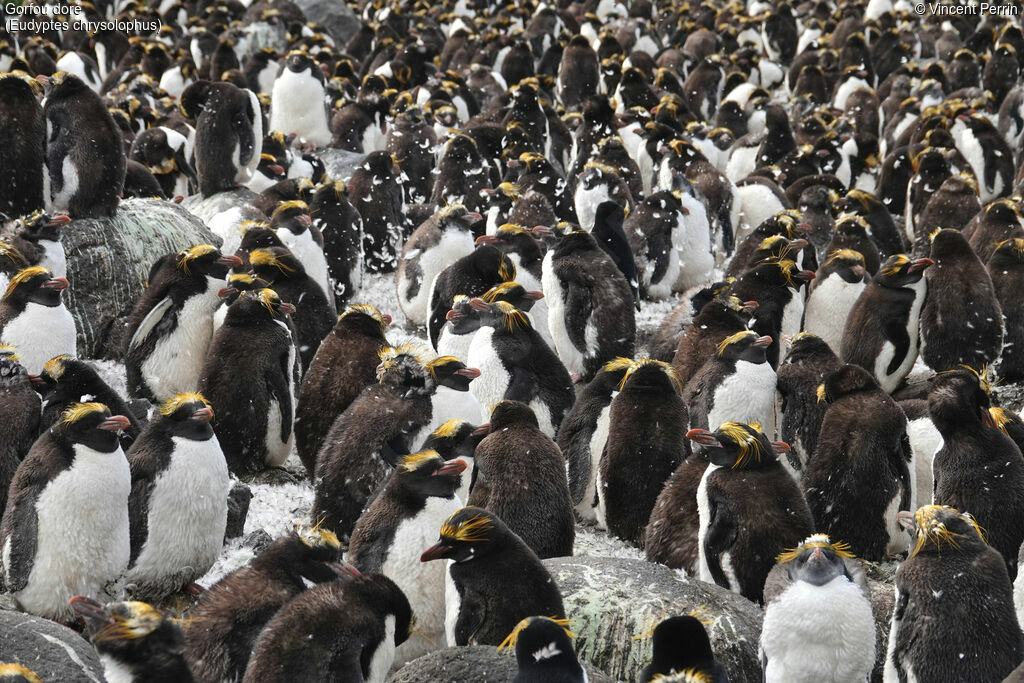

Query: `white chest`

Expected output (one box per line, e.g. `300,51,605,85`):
270,72,331,147
467,326,510,410
2,301,77,374
696,463,721,582
141,286,220,402
708,360,777,436
804,275,865,353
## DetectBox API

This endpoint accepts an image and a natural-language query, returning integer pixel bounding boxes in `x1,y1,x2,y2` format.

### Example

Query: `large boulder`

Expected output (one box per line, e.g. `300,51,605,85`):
291,0,362,46
182,187,260,225
390,645,615,682
544,556,763,682
317,148,366,182
0,609,105,682
64,197,221,359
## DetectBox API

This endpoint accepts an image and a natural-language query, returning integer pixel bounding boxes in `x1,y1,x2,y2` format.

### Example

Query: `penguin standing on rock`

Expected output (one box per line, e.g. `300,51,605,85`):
542,229,635,382
0,266,75,375
760,534,876,683
198,289,298,478
885,505,1023,683
929,368,1024,579
348,450,466,665
125,245,241,403
0,403,131,623
919,228,1003,373
180,80,262,197
295,304,390,477
122,392,229,601
840,254,931,393
470,400,575,559
40,72,125,218
269,51,332,148
598,359,688,545
689,422,813,603
804,364,912,561
420,507,566,647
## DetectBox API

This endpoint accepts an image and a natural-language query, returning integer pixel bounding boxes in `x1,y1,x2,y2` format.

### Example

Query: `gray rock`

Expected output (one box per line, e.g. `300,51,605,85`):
868,578,895,683
543,556,763,682
241,21,288,57
225,481,253,541
63,198,221,359
291,0,362,46
243,528,273,553
390,645,615,683
182,187,260,225
0,609,105,682
317,148,366,182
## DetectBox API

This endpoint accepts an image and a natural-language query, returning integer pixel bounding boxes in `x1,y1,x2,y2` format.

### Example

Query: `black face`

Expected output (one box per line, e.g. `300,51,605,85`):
875,255,932,288
238,228,285,253
21,211,68,243
445,300,483,336
7,270,66,308
724,334,770,364
161,400,215,441
62,406,127,454
179,247,241,281
430,359,479,392
70,596,182,663
787,546,850,586
420,507,500,564
270,207,312,236
399,455,465,499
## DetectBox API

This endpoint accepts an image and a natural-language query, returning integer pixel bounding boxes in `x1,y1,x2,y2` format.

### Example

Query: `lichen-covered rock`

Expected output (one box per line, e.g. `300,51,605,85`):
291,0,362,46
390,645,615,683
225,481,253,541
182,187,260,225
64,197,221,359
544,556,763,682
867,578,895,683
317,148,366,182
0,609,105,682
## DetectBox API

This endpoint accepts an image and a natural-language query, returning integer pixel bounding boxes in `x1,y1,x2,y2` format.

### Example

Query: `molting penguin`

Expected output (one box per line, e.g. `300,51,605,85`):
295,304,390,477
919,228,1003,373
180,80,262,196
671,294,756,388
125,245,240,403
840,254,932,393
597,359,687,545
542,229,635,382
419,506,566,646
929,368,1024,579
269,51,332,148
348,151,406,274
683,330,777,436
129,126,197,198
760,534,875,683
557,357,632,522
183,525,349,683
40,72,125,218
0,72,44,218
0,266,75,375
242,572,412,683
689,422,813,603
0,347,39,517
775,333,842,472
804,364,912,561
310,179,363,302
802,249,868,354
469,400,574,559
989,238,1024,382
884,505,1023,683
638,615,729,683
398,204,481,327
122,392,229,601
505,616,586,683
464,300,574,438
348,450,465,665
198,289,298,478
1,210,69,278
0,403,130,623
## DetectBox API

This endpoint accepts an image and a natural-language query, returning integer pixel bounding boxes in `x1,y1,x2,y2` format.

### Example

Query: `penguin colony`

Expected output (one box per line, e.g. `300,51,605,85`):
6,0,1024,681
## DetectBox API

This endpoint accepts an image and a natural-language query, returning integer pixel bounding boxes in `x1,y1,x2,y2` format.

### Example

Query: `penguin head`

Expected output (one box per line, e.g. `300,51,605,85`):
435,204,483,234
716,330,772,365
899,505,987,558
481,281,544,312
751,235,808,267
445,295,485,336
816,364,879,404
270,200,313,236
248,247,305,282
176,244,243,281
782,332,836,366
69,596,182,662
0,663,41,683
395,449,466,498
823,249,867,284
875,254,933,287
361,150,399,179
238,222,285,254
217,273,270,306
15,210,71,244
468,298,532,333
421,506,506,563
158,392,215,441
642,615,718,681
500,616,582,680
477,224,544,265
36,70,89,98
3,266,68,308
928,366,995,430
617,358,681,395
283,49,324,83
982,197,1024,227
988,237,1024,269
927,227,973,264
282,521,358,583
423,418,483,463
227,288,296,324
832,215,871,244
376,343,432,392
336,304,391,339
686,421,786,469
426,356,480,392
0,240,26,272
58,402,128,454
776,534,858,587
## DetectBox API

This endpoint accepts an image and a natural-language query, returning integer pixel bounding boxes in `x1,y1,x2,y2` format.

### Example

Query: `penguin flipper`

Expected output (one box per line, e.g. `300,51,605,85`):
703,490,737,590
127,461,158,566
561,279,594,354
269,348,294,445
234,96,258,169
127,295,176,352
894,431,913,512
0,487,40,593
504,367,539,405
882,316,912,377
454,590,488,646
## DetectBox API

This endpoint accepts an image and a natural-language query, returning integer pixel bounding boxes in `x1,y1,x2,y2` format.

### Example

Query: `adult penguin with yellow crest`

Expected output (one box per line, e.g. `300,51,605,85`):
198,289,299,478
919,228,1003,373
687,421,812,603
0,266,75,375
885,505,1023,682
125,244,242,402
804,364,912,561
427,245,516,350
122,392,229,601
929,367,1024,579
598,359,688,546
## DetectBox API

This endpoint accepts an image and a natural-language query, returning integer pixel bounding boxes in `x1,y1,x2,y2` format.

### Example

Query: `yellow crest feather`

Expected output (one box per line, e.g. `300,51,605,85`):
61,402,108,425
432,419,466,439
440,510,493,542
399,450,443,472
498,616,574,653
908,505,985,558
717,330,756,357
176,245,217,275
249,249,294,273
271,200,310,218
718,421,765,468
776,534,855,563
5,266,51,299
297,519,341,550
618,358,681,394
160,392,212,417
482,281,522,302
493,301,530,331
990,407,1015,434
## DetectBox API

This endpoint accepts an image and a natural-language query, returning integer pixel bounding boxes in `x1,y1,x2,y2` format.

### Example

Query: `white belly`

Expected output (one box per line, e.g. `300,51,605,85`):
875,278,926,393
277,228,331,301
467,327,509,414
1,301,77,374
696,463,721,583
674,198,714,292
908,416,942,509
141,288,220,402
425,387,484,435
270,72,332,148
804,276,866,354
400,231,474,327
707,360,777,437
543,254,585,377
577,403,612,521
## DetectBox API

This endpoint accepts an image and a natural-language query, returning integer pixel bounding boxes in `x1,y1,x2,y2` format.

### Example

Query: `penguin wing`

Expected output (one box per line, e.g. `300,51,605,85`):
560,277,594,353
454,589,488,646
892,431,913,512
126,295,176,352
880,313,912,377
127,457,159,566
268,347,295,444
504,366,539,405
44,109,73,196
703,488,737,589
0,474,45,592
